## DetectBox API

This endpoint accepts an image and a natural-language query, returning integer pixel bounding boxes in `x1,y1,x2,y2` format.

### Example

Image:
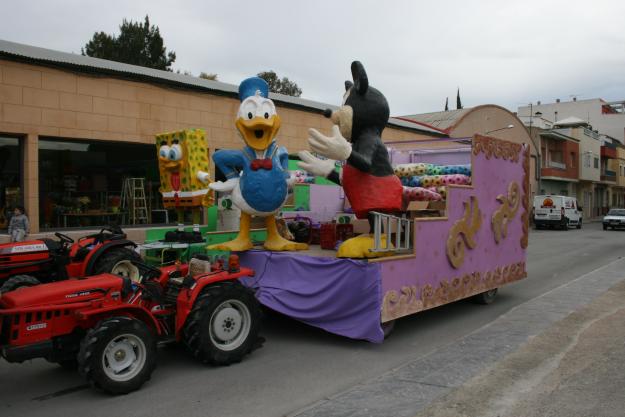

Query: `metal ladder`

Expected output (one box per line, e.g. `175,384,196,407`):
370,211,413,253
121,177,149,224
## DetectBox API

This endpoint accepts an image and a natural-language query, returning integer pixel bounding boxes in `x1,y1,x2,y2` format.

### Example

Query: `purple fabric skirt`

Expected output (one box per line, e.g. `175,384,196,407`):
238,250,384,343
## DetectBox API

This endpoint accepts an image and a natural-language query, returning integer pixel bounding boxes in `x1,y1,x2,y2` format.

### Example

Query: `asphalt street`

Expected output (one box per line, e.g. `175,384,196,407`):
1,222,624,417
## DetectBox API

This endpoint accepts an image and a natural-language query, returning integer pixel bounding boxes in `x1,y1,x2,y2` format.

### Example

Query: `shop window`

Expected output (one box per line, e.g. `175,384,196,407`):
38,138,163,229
0,136,23,231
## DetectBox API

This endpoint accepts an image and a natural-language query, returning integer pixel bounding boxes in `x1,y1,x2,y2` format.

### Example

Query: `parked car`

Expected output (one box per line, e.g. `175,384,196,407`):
602,208,625,230
533,195,582,230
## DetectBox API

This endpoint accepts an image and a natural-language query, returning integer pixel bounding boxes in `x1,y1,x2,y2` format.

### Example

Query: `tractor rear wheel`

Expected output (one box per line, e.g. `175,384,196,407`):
0,275,41,294
183,281,261,365
78,316,156,394
93,248,142,282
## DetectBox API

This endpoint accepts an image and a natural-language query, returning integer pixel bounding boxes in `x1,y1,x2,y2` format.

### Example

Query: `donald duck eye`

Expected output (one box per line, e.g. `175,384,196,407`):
260,101,275,119
240,99,258,120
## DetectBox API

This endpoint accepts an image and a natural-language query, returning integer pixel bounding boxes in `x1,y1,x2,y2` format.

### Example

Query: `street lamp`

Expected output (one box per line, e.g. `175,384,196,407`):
486,124,515,134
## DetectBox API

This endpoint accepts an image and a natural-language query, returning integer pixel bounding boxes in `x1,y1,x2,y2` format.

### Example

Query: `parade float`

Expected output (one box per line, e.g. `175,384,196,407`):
141,63,529,343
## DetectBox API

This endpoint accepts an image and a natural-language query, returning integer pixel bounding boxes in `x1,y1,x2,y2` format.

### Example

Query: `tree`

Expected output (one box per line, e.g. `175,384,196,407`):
82,16,176,71
444,97,449,111
199,72,218,81
257,70,302,97
456,88,463,110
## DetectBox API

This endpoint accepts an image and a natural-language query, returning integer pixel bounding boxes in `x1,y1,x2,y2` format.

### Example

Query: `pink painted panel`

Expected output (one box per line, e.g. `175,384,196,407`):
380,141,528,319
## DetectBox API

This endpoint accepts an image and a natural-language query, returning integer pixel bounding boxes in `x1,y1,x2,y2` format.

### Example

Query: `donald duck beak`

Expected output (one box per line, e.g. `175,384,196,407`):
236,115,281,151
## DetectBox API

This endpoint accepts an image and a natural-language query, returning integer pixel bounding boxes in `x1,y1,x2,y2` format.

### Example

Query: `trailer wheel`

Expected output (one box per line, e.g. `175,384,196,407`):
94,248,142,282
382,320,396,339
184,281,261,365
0,275,41,294
472,288,498,305
78,316,156,394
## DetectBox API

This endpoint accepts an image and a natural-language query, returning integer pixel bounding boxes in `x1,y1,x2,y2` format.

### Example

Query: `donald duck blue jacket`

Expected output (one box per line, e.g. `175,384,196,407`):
213,141,289,215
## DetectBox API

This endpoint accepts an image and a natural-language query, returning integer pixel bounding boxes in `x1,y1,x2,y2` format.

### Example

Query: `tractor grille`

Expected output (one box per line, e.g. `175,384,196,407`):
1,308,72,345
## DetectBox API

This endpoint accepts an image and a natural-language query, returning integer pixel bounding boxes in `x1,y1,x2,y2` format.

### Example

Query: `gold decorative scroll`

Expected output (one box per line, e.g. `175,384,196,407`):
446,196,482,269
492,182,520,244
381,262,527,321
381,285,422,322
520,145,530,249
472,134,522,162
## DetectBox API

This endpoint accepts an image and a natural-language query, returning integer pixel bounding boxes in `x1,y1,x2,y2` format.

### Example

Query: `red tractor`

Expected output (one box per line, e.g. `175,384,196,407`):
0,256,262,394
0,226,141,293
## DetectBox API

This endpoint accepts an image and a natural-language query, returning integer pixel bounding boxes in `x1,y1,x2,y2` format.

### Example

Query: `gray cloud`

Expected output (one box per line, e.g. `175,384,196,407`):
3,0,625,115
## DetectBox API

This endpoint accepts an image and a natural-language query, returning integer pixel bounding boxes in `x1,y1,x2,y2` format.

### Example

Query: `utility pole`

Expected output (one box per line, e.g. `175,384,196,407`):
528,103,542,195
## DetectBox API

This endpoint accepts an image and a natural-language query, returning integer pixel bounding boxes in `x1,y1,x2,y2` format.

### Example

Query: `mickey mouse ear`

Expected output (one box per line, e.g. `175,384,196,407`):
351,61,369,95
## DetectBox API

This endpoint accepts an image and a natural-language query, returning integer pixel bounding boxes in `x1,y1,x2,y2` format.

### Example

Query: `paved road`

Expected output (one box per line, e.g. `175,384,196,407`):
1,222,624,417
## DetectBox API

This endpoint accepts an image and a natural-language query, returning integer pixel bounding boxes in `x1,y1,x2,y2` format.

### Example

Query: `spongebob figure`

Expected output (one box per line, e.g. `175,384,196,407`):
156,128,212,224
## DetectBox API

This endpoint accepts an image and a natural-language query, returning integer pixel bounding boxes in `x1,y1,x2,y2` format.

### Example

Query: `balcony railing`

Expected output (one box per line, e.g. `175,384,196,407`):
546,160,567,169
601,145,617,159
601,170,617,182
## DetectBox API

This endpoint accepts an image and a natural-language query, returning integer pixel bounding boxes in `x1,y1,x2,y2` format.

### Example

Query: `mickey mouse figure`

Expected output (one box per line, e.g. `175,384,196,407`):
298,61,403,258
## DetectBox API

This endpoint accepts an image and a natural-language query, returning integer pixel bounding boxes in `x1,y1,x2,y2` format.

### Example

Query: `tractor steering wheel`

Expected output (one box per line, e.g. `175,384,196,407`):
55,232,74,244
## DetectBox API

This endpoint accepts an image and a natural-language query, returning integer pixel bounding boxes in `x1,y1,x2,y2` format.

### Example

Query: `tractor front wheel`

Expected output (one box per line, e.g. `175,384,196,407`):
94,248,142,282
184,281,261,365
78,316,156,394
0,275,41,294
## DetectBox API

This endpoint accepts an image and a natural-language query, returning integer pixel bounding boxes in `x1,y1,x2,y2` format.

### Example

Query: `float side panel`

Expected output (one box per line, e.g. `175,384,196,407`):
381,140,528,322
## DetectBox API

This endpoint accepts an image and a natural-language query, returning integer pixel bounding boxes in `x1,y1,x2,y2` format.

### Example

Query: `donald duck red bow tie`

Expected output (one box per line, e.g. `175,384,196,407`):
251,158,273,171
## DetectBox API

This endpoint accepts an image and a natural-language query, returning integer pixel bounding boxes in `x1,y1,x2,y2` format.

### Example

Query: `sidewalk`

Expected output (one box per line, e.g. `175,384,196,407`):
291,258,625,417
415,274,625,417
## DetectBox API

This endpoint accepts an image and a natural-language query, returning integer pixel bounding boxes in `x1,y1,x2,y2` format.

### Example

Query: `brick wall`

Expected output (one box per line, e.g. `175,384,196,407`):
0,59,436,232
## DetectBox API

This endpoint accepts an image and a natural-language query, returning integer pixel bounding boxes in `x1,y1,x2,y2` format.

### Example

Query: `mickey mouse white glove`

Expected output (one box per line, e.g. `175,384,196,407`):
308,125,352,161
209,178,238,193
297,151,336,177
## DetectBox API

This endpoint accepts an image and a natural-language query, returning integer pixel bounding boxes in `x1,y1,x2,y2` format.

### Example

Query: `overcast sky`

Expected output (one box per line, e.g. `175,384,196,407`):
2,0,625,116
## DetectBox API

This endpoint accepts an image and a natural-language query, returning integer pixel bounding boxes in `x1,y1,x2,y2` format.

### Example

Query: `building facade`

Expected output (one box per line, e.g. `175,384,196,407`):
519,98,625,144
538,129,579,197
615,146,625,208
0,39,442,238
518,113,625,219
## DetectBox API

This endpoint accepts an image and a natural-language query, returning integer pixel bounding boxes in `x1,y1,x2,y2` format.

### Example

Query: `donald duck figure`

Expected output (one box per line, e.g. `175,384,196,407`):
208,77,308,252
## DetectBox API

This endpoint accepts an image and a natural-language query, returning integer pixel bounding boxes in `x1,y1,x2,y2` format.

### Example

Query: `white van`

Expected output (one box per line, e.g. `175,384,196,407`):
533,195,582,230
